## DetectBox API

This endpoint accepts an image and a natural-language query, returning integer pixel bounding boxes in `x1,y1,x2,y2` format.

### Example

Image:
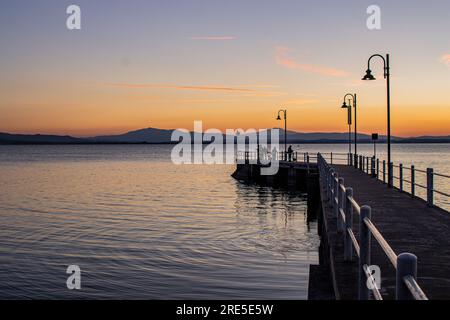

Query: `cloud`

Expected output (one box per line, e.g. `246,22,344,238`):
104,83,285,97
106,83,257,93
275,46,349,77
440,54,450,67
190,36,236,40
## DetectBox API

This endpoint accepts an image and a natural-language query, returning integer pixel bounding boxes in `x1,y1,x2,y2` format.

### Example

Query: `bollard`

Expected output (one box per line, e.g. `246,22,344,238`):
344,188,354,261
411,166,415,197
396,253,417,300
383,160,386,183
399,164,403,191
427,168,433,206
359,205,371,300
337,178,345,232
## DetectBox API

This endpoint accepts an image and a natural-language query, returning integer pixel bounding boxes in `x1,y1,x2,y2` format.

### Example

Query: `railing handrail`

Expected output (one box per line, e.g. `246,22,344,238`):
349,153,449,209
317,153,428,300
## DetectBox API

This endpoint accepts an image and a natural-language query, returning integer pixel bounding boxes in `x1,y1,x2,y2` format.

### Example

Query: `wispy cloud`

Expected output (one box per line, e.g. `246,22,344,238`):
106,83,257,93
440,54,450,67
190,36,236,40
104,83,286,97
275,46,349,77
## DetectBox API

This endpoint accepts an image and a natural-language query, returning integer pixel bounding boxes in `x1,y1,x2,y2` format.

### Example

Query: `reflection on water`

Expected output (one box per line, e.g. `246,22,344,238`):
0,145,319,299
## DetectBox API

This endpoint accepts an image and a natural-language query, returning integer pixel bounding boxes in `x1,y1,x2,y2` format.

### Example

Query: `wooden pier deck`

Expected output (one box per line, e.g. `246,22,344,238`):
323,164,450,299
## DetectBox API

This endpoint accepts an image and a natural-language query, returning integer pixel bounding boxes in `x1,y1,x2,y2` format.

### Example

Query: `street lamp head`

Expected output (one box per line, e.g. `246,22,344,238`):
362,69,376,80
276,115,281,120
341,101,348,109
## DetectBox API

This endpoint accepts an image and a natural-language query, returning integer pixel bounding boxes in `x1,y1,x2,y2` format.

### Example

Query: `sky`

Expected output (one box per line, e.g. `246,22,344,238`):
0,0,449,137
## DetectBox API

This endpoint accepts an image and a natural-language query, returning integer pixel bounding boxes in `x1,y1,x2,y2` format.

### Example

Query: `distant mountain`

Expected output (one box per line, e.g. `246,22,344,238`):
89,127,177,143
1,128,449,144
0,132,84,144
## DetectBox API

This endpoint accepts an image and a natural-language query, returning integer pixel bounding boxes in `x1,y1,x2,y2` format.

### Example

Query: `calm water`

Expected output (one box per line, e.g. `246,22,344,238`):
0,144,448,299
0,145,319,299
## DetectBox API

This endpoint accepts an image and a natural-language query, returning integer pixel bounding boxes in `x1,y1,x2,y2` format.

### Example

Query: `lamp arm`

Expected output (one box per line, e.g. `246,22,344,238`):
368,54,387,78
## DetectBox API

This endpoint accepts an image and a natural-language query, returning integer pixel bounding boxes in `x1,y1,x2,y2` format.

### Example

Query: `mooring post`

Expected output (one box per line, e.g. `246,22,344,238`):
396,253,417,300
411,165,415,197
337,177,344,232
359,205,372,300
399,164,403,191
427,168,434,206
344,187,354,261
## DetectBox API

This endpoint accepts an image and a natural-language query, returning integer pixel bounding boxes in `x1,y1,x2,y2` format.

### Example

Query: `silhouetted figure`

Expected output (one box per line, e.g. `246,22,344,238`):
287,145,293,162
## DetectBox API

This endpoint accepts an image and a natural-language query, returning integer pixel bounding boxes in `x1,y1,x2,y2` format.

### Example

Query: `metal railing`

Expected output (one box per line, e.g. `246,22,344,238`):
350,153,449,209
235,150,349,165
318,153,428,300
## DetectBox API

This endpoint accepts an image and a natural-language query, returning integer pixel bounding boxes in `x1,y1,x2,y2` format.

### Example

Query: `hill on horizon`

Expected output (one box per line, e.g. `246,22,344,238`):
0,127,449,144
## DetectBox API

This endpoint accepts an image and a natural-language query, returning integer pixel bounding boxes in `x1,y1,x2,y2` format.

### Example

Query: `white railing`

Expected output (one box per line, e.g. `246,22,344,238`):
318,153,428,300
350,153,449,209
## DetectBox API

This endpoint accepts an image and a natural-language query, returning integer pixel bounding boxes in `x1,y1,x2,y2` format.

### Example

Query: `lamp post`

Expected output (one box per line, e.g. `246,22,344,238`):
362,54,391,187
341,99,352,156
341,93,357,167
276,109,287,160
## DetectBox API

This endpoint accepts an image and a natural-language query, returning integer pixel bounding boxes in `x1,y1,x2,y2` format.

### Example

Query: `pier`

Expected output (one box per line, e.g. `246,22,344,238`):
232,152,450,300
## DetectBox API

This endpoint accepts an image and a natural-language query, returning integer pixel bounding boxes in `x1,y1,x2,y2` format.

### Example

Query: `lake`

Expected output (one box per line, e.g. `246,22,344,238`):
0,143,448,299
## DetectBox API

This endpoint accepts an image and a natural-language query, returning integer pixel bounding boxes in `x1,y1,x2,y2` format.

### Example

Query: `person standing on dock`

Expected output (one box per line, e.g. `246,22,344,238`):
287,145,293,162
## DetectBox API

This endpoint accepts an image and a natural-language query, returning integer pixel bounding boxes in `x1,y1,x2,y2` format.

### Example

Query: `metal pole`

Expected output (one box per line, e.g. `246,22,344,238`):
383,160,386,183
411,165,415,197
386,54,392,188
354,94,358,168
284,110,287,160
359,206,371,300
396,253,417,300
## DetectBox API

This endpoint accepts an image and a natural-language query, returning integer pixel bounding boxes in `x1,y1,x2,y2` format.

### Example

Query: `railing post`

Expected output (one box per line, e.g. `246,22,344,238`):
307,154,310,164
331,152,333,165
337,178,344,233
389,162,394,187
411,165,415,197
376,158,380,178
333,173,339,222
359,155,362,170
371,157,376,178
344,187,354,261
427,168,433,206
396,253,417,300
383,160,386,183
359,205,371,300
329,170,335,207
399,164,403,191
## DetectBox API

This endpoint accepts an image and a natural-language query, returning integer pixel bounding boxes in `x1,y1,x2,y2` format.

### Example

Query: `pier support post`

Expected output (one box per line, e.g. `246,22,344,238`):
427,168,434,206
344,188,354,261
337,178,344,233
411,166,415,197
396,253,417,300
359,206,371,300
